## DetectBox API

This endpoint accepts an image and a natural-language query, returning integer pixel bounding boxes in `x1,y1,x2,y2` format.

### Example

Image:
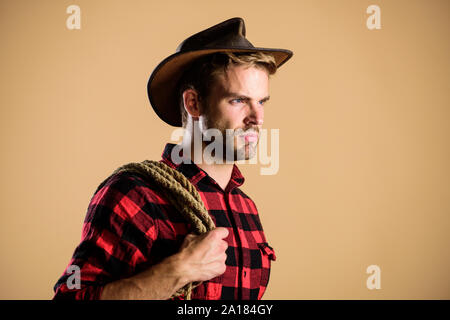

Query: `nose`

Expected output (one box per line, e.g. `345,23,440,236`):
244,101,264,127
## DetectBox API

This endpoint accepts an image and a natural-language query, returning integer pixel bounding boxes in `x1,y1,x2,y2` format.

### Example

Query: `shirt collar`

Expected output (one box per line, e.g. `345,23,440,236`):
160,143,245,192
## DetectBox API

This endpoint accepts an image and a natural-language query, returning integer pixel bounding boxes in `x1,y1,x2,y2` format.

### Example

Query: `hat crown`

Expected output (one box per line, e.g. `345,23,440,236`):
176,17,254,52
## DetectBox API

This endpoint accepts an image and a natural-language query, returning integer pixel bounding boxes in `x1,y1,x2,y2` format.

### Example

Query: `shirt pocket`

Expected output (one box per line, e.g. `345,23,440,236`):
257,242,276,299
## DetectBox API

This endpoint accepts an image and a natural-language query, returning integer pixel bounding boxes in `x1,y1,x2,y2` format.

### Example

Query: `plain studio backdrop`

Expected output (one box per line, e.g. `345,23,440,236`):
0,0,449,299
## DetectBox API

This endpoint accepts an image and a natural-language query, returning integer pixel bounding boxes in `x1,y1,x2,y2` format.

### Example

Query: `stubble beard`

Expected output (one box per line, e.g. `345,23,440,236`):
202,115,258,163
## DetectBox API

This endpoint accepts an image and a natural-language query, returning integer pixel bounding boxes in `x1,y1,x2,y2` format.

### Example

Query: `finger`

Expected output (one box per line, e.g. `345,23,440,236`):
185,233,196,240
212,227,229,239
220,252,227,263
182,233,197,243
221,240,228,251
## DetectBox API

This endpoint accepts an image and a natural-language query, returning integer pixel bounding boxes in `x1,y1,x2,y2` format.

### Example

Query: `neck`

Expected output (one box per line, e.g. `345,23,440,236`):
197,160,234,191
180,131,234,191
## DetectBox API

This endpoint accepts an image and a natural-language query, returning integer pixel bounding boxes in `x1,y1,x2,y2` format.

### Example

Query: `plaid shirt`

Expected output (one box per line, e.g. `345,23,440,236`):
53,143,276,300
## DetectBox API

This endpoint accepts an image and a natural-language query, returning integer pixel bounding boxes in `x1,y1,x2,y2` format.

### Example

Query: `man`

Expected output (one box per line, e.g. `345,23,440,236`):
53,17,292,300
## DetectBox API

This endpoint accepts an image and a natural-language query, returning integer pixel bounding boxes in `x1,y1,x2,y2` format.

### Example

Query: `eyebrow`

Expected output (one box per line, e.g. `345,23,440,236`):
227,92,270,102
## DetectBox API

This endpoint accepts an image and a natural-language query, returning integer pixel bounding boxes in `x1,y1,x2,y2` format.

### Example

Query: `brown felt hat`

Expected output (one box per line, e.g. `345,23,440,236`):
147,17,293,127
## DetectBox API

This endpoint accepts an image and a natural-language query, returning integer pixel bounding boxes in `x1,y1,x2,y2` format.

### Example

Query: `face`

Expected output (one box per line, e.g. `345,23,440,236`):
199,64,270,161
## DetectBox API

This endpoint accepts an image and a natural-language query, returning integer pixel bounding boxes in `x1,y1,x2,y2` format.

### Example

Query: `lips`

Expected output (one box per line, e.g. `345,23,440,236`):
244,133,258,142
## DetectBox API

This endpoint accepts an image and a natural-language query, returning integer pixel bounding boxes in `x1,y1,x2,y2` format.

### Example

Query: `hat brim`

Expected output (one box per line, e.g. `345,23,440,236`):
147,47,293,127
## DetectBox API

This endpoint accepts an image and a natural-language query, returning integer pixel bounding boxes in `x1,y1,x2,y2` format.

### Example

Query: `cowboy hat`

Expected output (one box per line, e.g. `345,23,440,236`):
147,17,293,127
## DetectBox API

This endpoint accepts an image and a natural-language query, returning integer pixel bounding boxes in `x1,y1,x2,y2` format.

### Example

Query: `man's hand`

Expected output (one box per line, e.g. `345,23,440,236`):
100,227,229,300
174,227,229,283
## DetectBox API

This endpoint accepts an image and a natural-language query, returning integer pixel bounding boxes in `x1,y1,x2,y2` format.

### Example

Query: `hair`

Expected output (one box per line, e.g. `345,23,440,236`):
177,52,277,127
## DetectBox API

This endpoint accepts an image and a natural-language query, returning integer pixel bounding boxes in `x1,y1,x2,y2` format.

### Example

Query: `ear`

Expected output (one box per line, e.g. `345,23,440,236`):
182,88,201,120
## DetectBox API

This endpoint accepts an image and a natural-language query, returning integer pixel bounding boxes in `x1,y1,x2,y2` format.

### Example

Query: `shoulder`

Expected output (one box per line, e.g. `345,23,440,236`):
92,171,149,201
87,170,169,220
95,170,168,200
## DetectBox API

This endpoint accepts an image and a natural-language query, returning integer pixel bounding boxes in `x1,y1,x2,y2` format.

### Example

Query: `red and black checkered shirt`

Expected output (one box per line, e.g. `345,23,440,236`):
53,143,276,300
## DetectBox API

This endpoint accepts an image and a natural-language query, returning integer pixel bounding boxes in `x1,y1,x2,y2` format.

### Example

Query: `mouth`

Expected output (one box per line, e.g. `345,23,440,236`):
243,133,258,142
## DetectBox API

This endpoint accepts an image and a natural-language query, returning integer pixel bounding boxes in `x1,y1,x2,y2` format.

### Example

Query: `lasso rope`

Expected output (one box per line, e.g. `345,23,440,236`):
108,160,216,299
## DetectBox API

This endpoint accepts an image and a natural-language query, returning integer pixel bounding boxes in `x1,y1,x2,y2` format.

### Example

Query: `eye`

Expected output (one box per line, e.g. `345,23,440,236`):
230,98,244,104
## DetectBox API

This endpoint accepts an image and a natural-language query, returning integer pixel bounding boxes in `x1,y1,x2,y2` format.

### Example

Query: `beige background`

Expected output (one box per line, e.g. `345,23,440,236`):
1,0,449,299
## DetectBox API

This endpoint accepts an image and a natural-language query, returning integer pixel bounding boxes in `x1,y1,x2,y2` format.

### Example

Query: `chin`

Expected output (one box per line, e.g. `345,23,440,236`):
234,144,257,161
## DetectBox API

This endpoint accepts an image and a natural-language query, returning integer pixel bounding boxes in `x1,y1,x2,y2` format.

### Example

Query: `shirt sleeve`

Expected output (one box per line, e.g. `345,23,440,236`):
53,172,158,300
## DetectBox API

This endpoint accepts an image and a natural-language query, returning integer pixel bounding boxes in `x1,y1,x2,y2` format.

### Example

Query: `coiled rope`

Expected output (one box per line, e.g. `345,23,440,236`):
108,160,216,299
